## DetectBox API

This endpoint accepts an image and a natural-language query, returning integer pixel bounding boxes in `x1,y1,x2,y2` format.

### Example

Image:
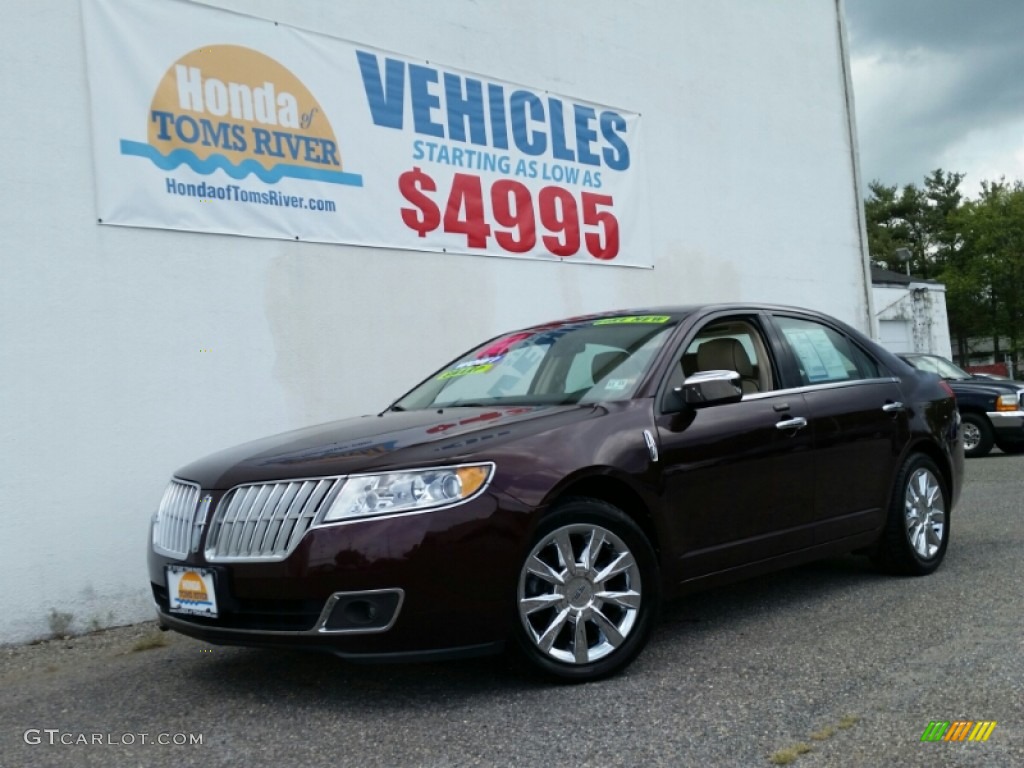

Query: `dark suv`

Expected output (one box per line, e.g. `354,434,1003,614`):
900,353,1024,457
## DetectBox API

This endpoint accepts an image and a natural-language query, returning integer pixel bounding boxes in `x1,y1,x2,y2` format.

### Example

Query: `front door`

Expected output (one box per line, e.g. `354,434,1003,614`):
654,314,817,581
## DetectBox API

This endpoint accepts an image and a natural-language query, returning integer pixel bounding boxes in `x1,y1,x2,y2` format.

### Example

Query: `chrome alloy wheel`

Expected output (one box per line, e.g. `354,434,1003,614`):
517,523,642,665
961,421,981,453
904,467,946,559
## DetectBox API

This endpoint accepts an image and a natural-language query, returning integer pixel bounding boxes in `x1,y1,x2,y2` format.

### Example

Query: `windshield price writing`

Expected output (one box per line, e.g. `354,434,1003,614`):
398,168,619,260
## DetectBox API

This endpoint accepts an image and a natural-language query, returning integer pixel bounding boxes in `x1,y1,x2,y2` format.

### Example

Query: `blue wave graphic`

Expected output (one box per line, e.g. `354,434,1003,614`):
120,140,363,187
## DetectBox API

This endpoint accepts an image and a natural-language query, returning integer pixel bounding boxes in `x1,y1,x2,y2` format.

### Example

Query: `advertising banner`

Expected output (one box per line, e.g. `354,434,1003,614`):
82,0,652,267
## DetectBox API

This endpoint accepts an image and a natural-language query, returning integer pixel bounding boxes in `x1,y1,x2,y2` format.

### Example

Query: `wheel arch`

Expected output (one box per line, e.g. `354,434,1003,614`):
540,472,662,560
902,437,955,501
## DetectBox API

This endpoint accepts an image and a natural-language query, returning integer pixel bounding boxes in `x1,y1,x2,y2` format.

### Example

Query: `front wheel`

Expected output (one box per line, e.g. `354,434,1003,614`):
961,413,994,458
514,498,659,682
874,454,949,575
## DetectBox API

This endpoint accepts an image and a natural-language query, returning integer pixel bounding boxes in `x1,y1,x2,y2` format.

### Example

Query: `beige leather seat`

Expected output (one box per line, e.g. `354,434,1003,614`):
696,338,759,393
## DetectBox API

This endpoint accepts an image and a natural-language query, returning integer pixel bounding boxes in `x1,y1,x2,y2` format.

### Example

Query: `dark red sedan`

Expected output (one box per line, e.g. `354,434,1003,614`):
150,305,963,680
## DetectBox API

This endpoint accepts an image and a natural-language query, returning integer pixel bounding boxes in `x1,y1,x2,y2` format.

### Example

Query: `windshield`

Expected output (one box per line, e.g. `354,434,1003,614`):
393,315,680,410
907,355,971,380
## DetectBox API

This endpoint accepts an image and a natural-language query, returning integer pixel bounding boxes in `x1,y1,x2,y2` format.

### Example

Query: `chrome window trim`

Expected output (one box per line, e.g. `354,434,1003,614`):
739,376,902,401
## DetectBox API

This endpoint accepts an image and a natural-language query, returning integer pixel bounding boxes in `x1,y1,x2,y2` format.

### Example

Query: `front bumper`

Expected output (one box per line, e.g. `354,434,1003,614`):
987,409,1024,440
149,490,532,658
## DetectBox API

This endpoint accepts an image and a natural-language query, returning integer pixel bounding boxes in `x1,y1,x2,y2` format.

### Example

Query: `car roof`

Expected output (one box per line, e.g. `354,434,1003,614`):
523,303,848,329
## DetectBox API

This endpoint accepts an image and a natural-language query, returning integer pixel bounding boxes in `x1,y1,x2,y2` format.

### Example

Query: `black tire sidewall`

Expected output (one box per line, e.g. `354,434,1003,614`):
884,454,950,575
961,413,994,458
512,498,660,682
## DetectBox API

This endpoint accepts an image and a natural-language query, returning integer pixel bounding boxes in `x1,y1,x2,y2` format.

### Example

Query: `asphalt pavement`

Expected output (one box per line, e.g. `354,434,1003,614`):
2,453,1021,768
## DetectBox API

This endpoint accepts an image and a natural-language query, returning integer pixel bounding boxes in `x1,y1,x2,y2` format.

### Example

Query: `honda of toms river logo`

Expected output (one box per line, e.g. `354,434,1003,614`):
119,45,362,187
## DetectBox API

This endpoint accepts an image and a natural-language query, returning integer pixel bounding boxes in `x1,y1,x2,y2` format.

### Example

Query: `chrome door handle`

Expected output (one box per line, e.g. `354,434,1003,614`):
882,402,905,413
775,416,808,431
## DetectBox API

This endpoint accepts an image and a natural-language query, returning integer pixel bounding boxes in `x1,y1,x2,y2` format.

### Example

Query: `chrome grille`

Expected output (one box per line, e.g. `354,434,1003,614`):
153,479,202,559
205,477,344,562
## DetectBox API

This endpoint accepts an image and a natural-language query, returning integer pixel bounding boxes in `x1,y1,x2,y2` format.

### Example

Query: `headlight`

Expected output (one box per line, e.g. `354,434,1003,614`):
995,394,1019,411
321,463,494,522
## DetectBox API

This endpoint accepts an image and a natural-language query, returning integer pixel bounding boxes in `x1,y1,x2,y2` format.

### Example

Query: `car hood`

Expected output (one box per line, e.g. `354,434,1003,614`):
175,404,602,489
945,378,1024,397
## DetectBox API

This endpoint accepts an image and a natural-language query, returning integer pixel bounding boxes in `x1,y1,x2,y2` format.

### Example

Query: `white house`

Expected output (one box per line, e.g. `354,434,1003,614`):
871,266,953,359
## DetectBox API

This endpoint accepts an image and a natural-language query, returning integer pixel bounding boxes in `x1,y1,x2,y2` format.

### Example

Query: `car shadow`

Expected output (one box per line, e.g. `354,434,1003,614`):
654,553,882,634
183,555,885,700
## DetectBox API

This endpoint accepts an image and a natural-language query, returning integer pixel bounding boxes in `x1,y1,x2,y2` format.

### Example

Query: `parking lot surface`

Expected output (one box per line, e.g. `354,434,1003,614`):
2,454,1021,768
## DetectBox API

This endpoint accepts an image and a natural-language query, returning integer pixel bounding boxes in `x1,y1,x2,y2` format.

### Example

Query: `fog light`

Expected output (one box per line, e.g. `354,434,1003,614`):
319,590,404,633
343,600,377,625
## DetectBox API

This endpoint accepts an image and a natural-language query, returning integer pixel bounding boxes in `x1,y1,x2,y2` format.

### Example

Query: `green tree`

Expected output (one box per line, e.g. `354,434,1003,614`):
952,180,1024,368
863,181,919,272
863,170,965,278
921,169,966,270
864,169,1024,370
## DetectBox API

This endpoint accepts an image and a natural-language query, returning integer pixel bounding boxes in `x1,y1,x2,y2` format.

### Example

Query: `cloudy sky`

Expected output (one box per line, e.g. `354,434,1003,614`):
843,0,1024,196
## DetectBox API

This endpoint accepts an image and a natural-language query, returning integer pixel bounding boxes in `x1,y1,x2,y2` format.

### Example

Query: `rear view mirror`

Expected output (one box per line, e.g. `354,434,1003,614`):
674,370,743,409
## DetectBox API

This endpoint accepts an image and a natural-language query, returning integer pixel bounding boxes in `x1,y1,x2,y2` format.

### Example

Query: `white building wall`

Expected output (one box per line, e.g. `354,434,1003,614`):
873,283,953,358
1,0,870,643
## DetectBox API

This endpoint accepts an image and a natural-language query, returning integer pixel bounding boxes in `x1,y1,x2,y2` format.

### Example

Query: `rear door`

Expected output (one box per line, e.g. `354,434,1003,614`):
767,313,911,543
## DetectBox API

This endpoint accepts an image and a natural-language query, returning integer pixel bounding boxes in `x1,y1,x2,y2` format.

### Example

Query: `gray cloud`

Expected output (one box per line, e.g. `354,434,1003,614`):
845,0,1024,53
844,0,1024,189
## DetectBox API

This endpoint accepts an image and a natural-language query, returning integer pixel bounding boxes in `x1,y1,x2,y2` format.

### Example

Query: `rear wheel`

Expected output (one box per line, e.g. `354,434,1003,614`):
961,413,993,458
874,454,949,575
514,498,659,682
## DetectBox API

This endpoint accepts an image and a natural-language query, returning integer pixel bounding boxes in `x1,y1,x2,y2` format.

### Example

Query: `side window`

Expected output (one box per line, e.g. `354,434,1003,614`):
774,316,879,385
662,317,775,406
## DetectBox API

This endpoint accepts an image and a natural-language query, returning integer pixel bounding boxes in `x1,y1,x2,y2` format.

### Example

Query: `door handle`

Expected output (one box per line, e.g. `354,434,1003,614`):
882,401,905,413
775,416,808,431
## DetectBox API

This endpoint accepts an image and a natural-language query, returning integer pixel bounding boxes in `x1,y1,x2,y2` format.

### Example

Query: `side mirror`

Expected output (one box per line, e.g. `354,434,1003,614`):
665,370,743,412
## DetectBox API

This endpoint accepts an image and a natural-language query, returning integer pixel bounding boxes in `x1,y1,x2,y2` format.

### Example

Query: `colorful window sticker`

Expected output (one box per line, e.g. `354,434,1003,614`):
593,315,670,325
477,332,533,359
437,357,502,380
455,355,503,368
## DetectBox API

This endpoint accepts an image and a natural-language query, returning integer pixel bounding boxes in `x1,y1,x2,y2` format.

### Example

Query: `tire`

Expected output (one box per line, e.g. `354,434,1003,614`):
874,454,949,576
960,412,994,458
514,497,659,682
995,440,1024,455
